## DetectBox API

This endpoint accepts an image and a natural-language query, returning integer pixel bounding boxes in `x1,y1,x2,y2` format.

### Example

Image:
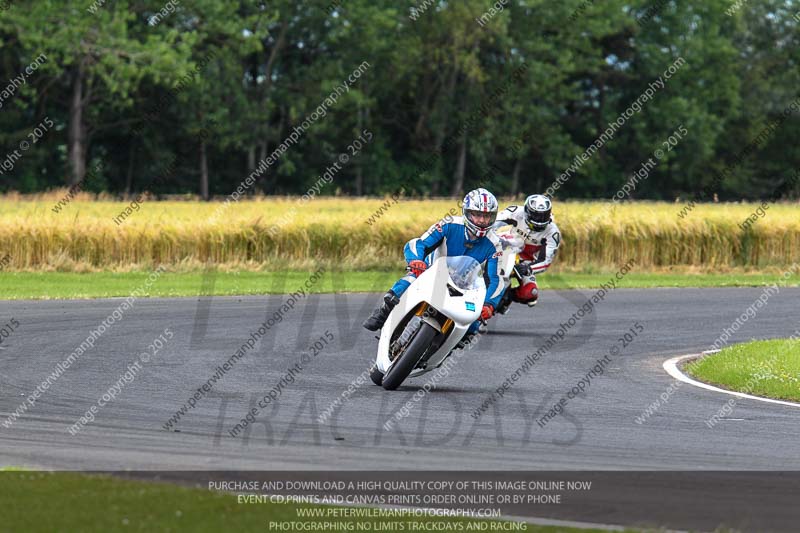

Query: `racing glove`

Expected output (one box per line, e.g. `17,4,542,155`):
515,262,532,277
407,260,427,278
480,304,494,321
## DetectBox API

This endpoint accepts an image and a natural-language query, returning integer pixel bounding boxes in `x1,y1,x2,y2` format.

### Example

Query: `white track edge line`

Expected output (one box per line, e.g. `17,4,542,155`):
663,352,800,408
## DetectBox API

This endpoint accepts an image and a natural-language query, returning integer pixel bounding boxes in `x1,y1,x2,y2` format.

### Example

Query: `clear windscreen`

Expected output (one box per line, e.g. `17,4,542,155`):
446,256,483,290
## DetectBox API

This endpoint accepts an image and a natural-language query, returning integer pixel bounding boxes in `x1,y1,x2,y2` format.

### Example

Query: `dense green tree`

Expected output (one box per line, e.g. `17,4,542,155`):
0,0,797,200
1,1,194,185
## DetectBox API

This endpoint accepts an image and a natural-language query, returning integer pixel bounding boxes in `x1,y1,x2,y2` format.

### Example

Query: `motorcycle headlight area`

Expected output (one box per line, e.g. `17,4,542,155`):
446,256,483,290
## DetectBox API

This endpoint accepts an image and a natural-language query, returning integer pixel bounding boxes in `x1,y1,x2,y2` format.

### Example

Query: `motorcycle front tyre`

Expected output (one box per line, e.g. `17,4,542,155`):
381,322,439,391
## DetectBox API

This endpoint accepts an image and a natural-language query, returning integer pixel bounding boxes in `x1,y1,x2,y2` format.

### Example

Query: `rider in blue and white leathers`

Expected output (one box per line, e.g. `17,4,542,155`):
362,188,505,345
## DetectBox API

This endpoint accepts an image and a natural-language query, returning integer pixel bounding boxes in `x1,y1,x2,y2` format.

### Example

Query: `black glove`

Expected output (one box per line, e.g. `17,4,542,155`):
515,263,532,277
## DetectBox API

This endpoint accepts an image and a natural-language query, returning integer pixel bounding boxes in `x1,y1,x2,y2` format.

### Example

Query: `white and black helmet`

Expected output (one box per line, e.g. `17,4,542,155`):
462,188,498,239
524,194,552,231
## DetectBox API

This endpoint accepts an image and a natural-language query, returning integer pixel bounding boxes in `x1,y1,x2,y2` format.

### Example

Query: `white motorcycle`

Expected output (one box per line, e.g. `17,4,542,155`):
369,255,486,390
493,226,528,316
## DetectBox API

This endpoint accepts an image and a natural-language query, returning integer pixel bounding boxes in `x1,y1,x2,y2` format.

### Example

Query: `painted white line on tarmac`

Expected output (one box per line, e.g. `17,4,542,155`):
663,352,800,409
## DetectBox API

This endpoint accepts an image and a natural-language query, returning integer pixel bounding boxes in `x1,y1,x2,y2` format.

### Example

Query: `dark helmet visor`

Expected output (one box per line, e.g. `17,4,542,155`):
530,209,551,224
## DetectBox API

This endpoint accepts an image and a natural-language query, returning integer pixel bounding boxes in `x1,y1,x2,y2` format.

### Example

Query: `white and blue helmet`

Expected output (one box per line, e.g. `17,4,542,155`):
462,188,498,239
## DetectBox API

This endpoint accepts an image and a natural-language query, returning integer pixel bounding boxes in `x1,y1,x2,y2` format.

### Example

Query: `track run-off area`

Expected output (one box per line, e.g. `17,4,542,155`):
2,286,800,530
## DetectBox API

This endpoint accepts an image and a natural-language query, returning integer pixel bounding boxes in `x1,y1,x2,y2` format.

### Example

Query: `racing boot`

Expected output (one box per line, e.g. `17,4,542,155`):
362,291,400,331
526,288,539,307
455,331,478,351
515,281,539,307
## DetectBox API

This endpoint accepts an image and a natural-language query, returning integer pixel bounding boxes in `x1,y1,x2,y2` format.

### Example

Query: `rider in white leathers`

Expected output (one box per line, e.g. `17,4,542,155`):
493,194,561,311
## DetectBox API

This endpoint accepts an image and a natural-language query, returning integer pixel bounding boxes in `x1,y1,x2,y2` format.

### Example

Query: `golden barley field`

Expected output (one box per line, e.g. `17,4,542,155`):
0,191,798,272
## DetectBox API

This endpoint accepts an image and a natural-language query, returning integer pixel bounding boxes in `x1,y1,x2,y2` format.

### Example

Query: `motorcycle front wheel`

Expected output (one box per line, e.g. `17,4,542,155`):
381,322,438,391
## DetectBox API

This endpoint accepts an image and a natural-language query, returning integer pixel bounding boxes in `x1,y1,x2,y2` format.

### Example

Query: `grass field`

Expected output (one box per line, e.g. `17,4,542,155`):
0,471,615,533
1,194,799,272
686,339,800,402
0,269,799,299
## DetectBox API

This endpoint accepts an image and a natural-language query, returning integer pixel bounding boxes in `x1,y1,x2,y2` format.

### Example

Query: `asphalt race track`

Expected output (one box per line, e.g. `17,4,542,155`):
2,286,800,530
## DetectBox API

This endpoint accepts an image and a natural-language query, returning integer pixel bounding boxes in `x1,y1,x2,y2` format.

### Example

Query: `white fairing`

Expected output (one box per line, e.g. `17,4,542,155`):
495,226,525,286
375,256,485,378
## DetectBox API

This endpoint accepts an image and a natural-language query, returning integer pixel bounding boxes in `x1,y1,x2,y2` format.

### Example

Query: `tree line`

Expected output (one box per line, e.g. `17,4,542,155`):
0,0,798,200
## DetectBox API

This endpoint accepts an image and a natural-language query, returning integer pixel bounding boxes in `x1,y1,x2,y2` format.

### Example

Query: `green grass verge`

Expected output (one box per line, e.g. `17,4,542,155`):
0,471,613,533
0,270,798,300
685,339,800,402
